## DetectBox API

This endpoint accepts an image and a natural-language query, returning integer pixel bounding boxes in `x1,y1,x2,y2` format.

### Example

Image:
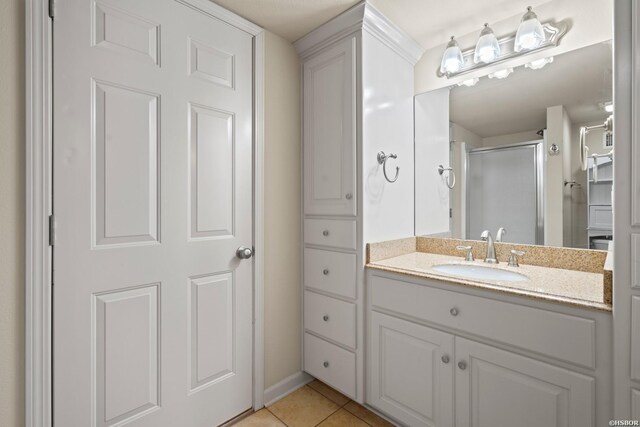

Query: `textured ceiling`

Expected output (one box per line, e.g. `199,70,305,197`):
210,0,360,42
449,41,612,138
211,0,550,46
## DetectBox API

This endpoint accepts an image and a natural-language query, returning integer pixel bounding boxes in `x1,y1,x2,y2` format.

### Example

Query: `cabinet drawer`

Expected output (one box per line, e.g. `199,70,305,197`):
305,291,356,348
304,218,356,250
304,248,356,299
589,205,612,229
304,333,356,398
370,274,596,369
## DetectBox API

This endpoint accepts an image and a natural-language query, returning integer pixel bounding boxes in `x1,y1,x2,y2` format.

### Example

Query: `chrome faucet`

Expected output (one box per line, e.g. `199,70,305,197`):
496,227,506,242
480,230,498,264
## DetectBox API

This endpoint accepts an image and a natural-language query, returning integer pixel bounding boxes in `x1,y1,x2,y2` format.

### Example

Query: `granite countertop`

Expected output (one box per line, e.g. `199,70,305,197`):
367,250,611,312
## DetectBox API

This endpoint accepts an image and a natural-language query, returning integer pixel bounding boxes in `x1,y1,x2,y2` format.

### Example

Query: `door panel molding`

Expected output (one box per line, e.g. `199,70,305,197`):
25,2,265,426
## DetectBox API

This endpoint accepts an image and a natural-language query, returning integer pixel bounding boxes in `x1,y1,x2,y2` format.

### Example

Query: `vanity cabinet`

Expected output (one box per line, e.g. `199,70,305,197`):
296,3,422,402
454,337,593,427
303,37,357,217
367,269,612,426
369,311,454,427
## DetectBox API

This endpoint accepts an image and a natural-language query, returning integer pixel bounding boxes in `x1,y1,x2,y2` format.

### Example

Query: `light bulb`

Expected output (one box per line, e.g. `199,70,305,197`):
440,36,464,74
515,6,545,52
474,24,500,64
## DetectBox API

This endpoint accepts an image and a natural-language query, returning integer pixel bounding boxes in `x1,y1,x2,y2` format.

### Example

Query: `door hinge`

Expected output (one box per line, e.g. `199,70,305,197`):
49,214,56,246
449,208,453,218
48,0,56,20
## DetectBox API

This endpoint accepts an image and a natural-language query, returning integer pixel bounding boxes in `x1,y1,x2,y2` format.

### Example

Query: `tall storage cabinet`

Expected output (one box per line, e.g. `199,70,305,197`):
295,2,423,402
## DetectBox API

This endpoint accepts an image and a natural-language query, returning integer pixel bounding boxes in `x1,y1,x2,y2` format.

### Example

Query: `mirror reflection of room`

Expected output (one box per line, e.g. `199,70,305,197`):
417,41,613,249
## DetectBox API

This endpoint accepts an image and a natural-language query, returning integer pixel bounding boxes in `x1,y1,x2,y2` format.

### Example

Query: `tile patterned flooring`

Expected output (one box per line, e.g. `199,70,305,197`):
233,380,395,427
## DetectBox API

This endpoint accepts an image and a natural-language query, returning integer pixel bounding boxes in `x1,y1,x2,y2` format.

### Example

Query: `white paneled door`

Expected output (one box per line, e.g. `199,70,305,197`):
53,1,254,426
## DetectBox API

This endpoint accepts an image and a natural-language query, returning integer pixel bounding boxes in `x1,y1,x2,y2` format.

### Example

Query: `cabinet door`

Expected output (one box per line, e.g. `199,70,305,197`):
369,312,454,427
455,337,594,427
303,36,356,216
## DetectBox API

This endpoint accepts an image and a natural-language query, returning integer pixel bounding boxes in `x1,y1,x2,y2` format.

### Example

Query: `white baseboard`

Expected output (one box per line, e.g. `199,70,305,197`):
263,371,314,406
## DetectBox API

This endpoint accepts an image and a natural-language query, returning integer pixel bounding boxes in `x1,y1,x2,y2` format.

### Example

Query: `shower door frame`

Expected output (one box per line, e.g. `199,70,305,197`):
465,140,545,245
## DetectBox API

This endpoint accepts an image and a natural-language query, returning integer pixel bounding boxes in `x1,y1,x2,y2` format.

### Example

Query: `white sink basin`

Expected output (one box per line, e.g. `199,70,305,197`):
432,264,528,282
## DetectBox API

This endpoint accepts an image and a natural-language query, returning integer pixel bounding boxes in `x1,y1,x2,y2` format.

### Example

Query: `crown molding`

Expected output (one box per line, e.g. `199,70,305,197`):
294,1,424,64
362,3,424,65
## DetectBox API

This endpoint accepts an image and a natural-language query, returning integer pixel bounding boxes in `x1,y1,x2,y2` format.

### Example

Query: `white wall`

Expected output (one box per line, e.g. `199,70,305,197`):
362,31,416,243
545,105,567,246
0,0,25,425
415,88,451,236
415,0,613,94
263,31,302,389
450,123,482,238
562,109,574,246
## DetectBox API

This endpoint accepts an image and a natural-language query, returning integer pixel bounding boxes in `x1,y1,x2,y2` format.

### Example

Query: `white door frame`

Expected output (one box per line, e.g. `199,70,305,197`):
25,1,265,425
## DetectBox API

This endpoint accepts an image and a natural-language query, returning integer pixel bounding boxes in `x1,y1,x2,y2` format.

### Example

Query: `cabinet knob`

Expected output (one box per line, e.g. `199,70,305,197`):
323,230,329,237
458,361,467,370
323,315,329,322
345,193,353,200
450,307,459,316
323,361,330,368
441,355,450,364
323,269,330,275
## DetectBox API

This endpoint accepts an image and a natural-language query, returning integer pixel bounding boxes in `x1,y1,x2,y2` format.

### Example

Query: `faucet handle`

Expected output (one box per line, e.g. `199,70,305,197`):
480,230,490,241
508,250,525,267
456,245,474,261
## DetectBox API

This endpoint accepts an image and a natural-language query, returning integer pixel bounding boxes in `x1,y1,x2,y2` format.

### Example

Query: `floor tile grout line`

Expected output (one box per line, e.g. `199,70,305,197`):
342,404,378,427
312,405,342,427
265,407,289,426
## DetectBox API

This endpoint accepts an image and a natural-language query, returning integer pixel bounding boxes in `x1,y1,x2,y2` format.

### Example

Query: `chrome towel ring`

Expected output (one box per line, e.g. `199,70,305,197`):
377,151,399,183
438,165,456,189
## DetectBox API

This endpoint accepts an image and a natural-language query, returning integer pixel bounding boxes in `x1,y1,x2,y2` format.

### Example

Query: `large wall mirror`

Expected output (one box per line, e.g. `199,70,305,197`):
415,41,613,249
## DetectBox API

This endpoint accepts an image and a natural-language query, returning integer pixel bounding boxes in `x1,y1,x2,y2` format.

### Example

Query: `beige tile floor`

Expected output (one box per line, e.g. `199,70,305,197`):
233,380,395,427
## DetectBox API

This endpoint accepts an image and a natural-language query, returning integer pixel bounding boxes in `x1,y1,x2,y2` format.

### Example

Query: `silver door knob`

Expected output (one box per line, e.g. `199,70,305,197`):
236,247,254,259
458,361,467,370
450,307,459,316
441,355,450,364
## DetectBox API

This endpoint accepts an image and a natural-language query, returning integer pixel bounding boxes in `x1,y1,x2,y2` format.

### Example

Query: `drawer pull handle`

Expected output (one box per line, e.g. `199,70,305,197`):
323,315,329,322
323,361,330,368
458,360,467,370
450,307,459,316
323,269,330,275
441,355,450,364
323,230,330,237
345,193,353,200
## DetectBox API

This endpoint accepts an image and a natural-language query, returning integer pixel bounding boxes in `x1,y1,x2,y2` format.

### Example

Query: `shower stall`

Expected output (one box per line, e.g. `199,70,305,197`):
465,141,544,245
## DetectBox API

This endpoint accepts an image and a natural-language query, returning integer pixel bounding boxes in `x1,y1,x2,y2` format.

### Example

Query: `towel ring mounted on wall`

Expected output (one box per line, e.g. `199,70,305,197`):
377,151,399,183
438,165,456,189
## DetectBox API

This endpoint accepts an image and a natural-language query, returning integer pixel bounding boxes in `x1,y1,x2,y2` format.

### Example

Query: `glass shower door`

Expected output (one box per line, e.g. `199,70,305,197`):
466,142,543,245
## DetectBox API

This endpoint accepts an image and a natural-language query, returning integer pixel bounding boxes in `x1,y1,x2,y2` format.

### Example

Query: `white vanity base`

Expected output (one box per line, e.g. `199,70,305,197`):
366,269,612,427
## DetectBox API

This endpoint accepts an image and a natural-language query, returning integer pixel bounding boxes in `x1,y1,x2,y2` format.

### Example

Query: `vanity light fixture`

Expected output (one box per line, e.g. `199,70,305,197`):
436,9,567,80
488,68,514,79
514,6,546,52
474,24,501,64
440,36,464,74
525,56,554,70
